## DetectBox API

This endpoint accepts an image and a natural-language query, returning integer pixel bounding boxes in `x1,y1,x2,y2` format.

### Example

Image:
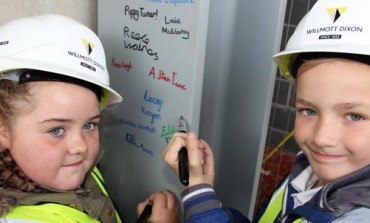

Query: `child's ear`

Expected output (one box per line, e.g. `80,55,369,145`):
0,123,10,150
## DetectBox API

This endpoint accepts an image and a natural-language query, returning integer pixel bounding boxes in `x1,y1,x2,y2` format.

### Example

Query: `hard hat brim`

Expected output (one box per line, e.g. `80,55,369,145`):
0,57,123,106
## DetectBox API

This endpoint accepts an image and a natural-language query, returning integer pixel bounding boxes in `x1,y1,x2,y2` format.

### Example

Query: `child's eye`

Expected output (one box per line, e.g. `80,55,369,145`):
49,128,65,136
84,123,97,131
346,114,363,122
299,108,316,116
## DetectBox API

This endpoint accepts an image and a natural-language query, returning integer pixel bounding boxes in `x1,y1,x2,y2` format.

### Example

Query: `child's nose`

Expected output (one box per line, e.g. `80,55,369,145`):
68,132,88,154
313,118,339,148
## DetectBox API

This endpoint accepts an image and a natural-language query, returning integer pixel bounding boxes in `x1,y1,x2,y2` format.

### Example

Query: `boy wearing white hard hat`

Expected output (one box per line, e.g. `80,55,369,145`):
163,0,370,222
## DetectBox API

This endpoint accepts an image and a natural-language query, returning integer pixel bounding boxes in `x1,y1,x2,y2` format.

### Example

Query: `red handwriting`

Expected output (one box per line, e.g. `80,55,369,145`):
111,57,133,72
148,66,186,90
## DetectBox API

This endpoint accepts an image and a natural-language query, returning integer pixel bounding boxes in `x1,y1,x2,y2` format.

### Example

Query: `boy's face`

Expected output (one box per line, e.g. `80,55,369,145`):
5,82,100,191
295,58,370,186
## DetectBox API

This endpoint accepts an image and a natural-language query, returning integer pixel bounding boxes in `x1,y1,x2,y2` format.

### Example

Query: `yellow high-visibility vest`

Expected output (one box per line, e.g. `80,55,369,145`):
3,168,123,223
258,180,304,223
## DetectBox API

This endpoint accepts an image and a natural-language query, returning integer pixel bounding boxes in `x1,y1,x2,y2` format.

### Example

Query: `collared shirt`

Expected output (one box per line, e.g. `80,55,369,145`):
290,166,322,209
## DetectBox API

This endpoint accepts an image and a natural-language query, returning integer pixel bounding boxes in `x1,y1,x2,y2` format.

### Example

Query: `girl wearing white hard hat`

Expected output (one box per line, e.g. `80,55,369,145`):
0,14,178,223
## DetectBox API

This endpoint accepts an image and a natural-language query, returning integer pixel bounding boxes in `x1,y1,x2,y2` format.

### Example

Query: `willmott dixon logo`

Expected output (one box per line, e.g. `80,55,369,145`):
326,6,347,23
81,38,95,55
306,5,362,38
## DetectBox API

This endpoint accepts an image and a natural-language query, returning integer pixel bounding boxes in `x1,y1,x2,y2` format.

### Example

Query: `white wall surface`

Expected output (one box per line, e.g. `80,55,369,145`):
0,0,97,32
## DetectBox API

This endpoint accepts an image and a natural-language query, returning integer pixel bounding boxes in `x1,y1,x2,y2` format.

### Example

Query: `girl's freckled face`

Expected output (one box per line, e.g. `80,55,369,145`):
8,82,100,191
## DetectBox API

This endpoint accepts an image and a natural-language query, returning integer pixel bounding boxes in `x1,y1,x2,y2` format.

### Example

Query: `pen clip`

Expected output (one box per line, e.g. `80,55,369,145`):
178,116,189,133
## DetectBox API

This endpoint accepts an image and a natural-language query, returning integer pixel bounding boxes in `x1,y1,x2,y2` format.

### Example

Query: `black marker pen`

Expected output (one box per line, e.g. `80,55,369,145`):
136,201,153,223
178,116,189,186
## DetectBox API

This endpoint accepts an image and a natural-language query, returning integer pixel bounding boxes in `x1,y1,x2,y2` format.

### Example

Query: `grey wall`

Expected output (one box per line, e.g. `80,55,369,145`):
199,0,286,218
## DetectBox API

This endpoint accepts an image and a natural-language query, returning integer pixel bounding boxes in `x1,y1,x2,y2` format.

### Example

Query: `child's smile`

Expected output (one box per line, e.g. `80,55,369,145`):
295,58,370,187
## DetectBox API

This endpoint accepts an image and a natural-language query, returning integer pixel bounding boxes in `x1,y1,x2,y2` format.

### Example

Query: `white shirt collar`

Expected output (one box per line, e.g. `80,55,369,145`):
290,166,322,208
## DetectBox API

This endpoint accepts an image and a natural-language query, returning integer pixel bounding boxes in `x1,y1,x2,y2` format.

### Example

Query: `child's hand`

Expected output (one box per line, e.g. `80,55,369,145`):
136,190,179,223
163,132,215,187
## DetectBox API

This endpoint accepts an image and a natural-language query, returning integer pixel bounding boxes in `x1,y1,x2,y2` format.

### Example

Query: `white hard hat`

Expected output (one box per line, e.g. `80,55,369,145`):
273,0,370,78
0,14,122,107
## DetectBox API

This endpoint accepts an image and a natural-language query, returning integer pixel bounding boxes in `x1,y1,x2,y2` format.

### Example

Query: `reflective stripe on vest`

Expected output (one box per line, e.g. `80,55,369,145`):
4,203,101,223
3,167,122,223
258,179,305,223
91,168,123,223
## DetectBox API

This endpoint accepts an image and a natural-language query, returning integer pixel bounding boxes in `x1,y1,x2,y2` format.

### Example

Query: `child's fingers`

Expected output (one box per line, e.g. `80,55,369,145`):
162,132,187,172
149,191,179,223
200,139,215,186
136,199,151,217
186,132,207,185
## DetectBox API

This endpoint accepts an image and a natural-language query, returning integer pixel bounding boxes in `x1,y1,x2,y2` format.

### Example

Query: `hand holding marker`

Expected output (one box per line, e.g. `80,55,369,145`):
136,201,153,223
136,117,188,223
178,116,189,186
